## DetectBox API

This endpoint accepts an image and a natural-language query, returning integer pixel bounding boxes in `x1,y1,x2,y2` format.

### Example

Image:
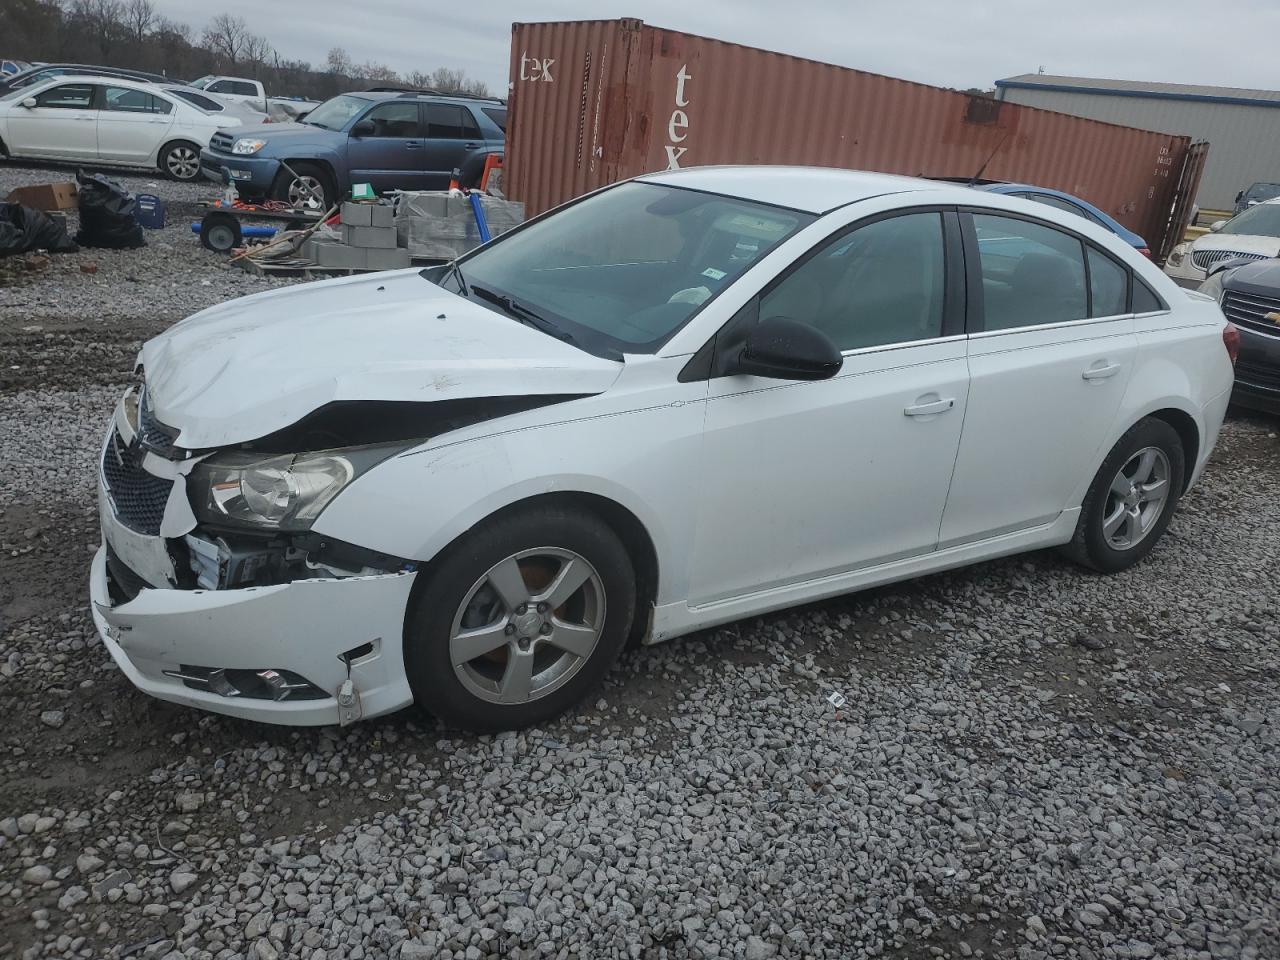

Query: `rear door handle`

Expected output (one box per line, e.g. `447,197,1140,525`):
1082,362,1121,381
405,142,422,149
463,142,479,149
904,397,955,417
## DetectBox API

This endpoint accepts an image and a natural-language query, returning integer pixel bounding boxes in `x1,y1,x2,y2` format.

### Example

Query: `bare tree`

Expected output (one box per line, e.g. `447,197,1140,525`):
121,0,155,43
201,12,251,65
243,32,274,67
326,46,353,75
429,67,488,97
359,60,400,83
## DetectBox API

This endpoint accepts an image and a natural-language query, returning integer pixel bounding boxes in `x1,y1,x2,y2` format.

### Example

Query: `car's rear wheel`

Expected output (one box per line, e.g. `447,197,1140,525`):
271,162,334,211
404,505,636,732
1063,417,1185,573
160,141,201,182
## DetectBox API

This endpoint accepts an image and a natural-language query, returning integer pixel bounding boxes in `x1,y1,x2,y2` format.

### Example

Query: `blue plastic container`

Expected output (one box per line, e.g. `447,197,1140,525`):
134,194,166,229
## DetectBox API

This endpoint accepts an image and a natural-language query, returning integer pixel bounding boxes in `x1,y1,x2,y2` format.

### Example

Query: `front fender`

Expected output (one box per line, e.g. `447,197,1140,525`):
311,387,707,605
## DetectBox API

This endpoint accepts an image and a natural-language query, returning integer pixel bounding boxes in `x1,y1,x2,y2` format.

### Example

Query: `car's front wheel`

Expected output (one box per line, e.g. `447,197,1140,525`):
1063,417,1186,573
271,162,334,211
404,505,636,732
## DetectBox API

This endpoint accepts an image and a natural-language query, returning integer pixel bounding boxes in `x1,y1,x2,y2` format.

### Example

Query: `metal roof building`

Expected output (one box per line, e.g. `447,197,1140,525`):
995,74,1280,210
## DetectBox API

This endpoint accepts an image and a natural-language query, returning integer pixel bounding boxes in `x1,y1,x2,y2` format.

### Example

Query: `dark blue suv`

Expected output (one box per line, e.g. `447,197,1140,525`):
199,91,506,208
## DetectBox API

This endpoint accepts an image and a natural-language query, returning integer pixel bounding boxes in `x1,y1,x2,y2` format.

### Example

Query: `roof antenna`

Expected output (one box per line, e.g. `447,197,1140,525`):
969,133,1010,186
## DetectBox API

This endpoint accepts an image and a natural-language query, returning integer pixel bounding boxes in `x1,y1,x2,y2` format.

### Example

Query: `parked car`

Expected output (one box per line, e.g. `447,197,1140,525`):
1233,181,1280,216
1165,199,1280,287
90,168,1234,730
978,182,1151,255
1199,259,1280,413
198,90,506,208
0,76,242,180
186,74,318,120
164,84,267,125
0,62,169,95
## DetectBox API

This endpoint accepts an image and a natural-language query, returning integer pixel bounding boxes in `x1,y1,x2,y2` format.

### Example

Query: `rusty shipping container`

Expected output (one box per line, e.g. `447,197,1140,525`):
506,19,1199,254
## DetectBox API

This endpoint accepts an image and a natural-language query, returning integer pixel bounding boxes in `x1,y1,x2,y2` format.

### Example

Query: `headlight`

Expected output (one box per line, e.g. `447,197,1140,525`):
1167,244,1187,267
1198,271,1227,303
191,445,404,531
232,138,267,155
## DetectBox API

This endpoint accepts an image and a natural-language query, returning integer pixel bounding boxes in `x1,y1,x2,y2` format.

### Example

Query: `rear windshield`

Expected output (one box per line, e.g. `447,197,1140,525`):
169,89,223,111
1220,203,1280,238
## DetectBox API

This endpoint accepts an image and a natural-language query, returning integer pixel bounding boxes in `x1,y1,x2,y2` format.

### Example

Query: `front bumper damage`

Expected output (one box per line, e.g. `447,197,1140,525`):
91,390,419,726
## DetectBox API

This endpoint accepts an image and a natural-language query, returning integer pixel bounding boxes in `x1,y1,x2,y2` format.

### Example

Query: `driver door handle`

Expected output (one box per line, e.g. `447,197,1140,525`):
1082,362,1121,381
904,397,955,417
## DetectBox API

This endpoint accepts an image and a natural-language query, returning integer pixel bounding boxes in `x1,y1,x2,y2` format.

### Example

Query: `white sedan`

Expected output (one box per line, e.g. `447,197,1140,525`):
0,75,240,181
90,167,1236,730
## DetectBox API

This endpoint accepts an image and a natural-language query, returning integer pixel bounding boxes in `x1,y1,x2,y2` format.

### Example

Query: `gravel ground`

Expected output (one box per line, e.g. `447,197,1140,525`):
2,161,1280,959
1,162,299,395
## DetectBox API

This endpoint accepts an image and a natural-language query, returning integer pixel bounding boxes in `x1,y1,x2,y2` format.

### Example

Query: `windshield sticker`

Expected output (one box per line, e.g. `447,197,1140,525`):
701,267,727,280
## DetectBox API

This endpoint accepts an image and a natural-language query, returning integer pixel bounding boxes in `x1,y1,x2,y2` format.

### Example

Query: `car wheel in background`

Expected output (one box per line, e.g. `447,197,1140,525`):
160,141,202,181
404,505,636,732
1063,417,1185,573
271,162,334,211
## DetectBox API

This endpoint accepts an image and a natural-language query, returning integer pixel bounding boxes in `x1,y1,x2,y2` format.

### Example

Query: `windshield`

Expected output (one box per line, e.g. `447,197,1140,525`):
303,94,370,131
454,182,814,357
1220,203,1280,238
189,76,215,90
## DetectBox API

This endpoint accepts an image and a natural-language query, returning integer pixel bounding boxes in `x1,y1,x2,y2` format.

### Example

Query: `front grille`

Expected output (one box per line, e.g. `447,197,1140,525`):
1237,359,1280,392
209,132,234,153
1191,249,1270,271
101,428,173,536
1222,290,1280,337
164,665,328,701
137,390,180,456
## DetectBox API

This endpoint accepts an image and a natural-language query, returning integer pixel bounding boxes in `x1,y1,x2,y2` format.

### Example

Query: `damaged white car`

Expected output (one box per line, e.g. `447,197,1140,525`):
92,167,1236,730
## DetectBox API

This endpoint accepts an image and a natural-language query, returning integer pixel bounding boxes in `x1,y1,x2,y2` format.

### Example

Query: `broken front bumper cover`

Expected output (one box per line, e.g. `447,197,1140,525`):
89,546,418,726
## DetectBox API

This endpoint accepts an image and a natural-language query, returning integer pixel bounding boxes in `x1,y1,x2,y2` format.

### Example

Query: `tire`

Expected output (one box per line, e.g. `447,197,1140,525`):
1062,417,1185,573
271,162,334,211
159,141,201,182
199,212,242,252
404,505,636,732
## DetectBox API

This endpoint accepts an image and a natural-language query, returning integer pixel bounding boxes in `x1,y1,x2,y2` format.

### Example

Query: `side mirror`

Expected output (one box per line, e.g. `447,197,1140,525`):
351,119,375,137
730,316,843,381
21,97,36,109
1210,220,1226,233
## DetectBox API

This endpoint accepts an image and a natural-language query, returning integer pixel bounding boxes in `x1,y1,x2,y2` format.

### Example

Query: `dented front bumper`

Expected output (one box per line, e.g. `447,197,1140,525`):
90,545,418,725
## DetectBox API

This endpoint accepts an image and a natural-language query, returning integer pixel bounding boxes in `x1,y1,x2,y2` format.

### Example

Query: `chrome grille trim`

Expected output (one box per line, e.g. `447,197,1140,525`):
1190,249,1270,271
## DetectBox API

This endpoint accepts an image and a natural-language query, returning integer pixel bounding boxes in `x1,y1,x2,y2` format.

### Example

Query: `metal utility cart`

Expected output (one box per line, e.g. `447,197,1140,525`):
196,200,325,253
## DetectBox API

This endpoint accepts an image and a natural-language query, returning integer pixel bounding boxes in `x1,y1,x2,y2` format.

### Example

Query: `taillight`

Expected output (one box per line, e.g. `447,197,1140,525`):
1138,247,1152,259
1223,322,1240,365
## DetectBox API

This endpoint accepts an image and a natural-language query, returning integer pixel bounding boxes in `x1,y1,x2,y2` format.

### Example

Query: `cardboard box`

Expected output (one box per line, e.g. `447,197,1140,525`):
342,224,397,249
6,182,78,211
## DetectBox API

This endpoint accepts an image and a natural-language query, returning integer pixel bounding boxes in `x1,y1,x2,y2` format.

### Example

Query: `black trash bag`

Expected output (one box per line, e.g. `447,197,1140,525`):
0,202,79,257
74,170,145,249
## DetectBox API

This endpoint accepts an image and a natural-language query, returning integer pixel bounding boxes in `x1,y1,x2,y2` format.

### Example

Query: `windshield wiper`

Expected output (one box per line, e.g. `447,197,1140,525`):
468,285,577,346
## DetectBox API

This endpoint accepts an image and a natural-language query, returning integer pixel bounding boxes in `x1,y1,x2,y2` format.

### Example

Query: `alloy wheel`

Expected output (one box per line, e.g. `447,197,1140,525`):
448,548,606,705
287,176,326,209
1102,446,1171,550
166,146,199,180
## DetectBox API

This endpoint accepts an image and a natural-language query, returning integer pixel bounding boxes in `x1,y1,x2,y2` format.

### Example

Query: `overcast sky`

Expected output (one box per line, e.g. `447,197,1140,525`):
159,0,1280,96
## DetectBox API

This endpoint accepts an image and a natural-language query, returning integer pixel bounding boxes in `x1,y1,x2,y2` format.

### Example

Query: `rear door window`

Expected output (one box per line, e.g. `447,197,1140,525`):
1087,247,1129,317
972,213,1088,330
102,86,172,114
425,103,468,139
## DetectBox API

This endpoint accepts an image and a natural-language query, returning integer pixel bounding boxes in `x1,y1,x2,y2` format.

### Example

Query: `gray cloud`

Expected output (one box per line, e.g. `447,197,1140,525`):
158,0,1280,97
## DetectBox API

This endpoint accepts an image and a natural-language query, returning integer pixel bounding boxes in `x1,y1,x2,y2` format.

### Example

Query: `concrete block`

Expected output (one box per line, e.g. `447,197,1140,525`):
341,201,373,227
342,224,398,249
363,247,411,271
311,239,367,269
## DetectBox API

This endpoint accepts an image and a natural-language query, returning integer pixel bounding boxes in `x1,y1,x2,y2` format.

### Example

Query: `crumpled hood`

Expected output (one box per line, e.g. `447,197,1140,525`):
140,270,623,449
